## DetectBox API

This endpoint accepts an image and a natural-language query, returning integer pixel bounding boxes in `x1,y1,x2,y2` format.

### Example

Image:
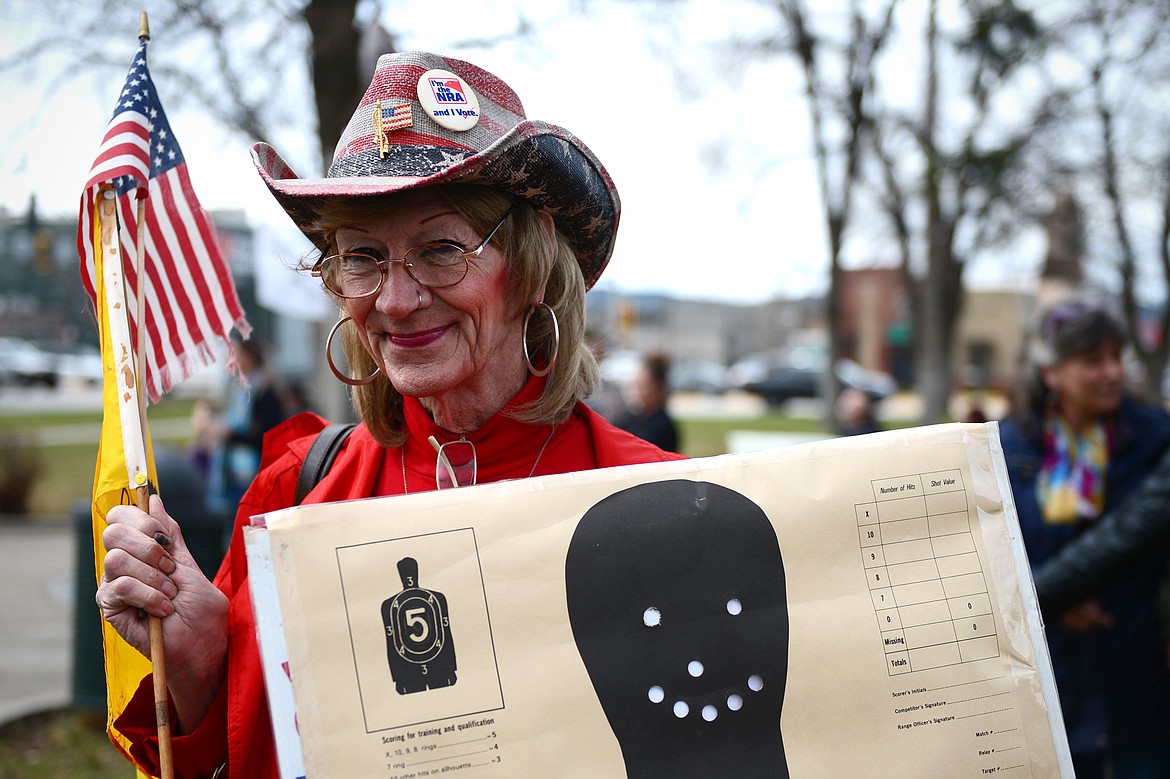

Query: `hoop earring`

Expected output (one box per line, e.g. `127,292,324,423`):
523,302,559,377
325,316,381,386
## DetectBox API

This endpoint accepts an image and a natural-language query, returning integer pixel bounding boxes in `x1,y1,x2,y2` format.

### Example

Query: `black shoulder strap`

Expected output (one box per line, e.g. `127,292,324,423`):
294,422,358,506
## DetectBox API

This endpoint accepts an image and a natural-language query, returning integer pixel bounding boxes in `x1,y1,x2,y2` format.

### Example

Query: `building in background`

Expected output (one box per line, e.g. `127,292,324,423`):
0,197,327,397
0,196,90,348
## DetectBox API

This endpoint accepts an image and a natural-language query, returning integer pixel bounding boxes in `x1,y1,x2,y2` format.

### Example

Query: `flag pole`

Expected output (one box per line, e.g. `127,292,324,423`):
98,180,174,779
134,13,174,776
135,11,150,416
135,11,175,777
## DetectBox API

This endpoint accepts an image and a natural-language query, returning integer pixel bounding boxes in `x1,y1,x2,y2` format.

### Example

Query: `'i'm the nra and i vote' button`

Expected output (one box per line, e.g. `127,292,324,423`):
416,69,481,132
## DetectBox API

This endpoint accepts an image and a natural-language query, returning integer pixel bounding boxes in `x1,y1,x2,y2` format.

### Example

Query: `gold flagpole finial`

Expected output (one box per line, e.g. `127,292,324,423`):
138,11,150,41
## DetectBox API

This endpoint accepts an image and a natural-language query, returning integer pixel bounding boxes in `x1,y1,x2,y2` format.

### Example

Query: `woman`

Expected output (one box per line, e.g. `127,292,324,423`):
192,338,288,516
615,352,680,452
96,51,684,778
998,299,1170,779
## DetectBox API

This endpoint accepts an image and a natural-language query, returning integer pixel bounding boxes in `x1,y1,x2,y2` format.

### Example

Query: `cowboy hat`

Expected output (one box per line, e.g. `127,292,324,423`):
251,51,619,289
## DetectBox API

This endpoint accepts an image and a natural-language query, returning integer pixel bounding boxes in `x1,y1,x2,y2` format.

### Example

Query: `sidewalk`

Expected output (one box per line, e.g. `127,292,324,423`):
0,519,74,725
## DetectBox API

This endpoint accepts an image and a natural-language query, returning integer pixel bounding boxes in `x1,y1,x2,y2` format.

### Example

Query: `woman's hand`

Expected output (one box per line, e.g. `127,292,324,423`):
96,494,229,733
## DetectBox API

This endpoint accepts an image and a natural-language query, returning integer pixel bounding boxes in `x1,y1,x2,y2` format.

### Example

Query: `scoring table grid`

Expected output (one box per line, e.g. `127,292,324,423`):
856,470,1000,675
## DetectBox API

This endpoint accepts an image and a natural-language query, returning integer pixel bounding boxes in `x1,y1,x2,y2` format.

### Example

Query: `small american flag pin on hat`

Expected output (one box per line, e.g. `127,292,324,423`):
372,100,413,158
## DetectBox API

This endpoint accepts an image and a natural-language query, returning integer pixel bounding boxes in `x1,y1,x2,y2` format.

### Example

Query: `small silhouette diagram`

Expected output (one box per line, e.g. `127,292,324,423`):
380,556,457,694
566,480,790,778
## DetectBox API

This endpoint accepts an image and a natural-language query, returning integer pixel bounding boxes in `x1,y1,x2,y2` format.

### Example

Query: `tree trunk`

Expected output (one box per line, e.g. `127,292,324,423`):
824,213,845,427
304,0,366,423
917,218,958,424
917,0,950,425
304,0,365,175
1150,158,1170,402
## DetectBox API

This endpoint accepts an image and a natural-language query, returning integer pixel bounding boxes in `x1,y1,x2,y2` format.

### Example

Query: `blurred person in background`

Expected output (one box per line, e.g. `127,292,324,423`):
191,338,290,516
962,407,988,424
280,379,313,418
616,351,680,453
834,386,880,437
998,298,1170,779
1030,443,1170,658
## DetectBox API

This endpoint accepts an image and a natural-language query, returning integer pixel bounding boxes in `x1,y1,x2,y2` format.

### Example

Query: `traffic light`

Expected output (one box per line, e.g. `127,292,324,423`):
618,299,637,336
34,229,54,276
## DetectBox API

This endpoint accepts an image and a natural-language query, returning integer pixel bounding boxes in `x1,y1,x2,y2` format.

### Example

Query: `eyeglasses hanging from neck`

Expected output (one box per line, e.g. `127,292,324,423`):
429,435,476,490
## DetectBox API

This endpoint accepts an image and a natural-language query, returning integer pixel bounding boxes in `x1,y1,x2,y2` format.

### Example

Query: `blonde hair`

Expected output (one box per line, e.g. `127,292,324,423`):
308,185,599,447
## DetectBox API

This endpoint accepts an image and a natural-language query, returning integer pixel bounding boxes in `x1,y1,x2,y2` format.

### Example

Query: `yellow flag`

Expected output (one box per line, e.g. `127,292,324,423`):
91,191,159,775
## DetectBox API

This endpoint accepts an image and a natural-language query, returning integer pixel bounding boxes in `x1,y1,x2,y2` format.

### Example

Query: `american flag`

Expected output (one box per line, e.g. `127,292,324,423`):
78,38,250,402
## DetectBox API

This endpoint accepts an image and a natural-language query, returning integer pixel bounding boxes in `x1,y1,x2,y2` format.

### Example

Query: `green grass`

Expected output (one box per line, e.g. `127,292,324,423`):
0,398,198,516
679,413,829,457
0,709,128,779
3,396,913,515
3,394,934,516
24,443,101,518
0,398,197,429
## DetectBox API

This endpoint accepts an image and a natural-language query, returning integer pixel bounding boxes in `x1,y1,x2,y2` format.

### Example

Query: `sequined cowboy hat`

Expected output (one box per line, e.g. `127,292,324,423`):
251,51,620,289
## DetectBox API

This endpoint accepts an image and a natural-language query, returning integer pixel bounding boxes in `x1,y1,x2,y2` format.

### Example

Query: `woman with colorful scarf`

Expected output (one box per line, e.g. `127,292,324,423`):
999,299,1170,779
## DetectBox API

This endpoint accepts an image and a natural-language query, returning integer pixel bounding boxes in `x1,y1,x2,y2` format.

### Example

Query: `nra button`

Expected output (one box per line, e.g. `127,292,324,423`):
416,69,480,131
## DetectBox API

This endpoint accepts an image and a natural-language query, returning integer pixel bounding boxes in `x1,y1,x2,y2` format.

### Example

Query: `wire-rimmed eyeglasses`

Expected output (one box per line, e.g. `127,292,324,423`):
312,207,514,299
429,436,476,490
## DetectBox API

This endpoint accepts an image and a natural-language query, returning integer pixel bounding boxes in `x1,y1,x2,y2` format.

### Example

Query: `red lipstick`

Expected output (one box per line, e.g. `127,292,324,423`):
390,325,449,349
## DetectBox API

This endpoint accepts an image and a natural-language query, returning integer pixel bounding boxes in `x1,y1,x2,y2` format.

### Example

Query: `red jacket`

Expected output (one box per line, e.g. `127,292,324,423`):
118,399,683,778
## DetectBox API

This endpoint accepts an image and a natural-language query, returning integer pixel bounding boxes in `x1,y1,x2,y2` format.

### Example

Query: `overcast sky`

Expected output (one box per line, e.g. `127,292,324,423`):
0,0,1034,306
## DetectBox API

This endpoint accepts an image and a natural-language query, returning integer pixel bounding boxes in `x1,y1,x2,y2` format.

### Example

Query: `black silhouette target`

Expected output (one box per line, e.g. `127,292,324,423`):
565,480,790,778
380,557,458,695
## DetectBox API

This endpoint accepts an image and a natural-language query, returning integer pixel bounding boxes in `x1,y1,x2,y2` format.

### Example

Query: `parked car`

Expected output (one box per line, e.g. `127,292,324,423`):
601,352,728,395
0,337,58,387
55,343,104,387
598,349,643,389
729,346,896,408
728,346,822,406
669,358,728,394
